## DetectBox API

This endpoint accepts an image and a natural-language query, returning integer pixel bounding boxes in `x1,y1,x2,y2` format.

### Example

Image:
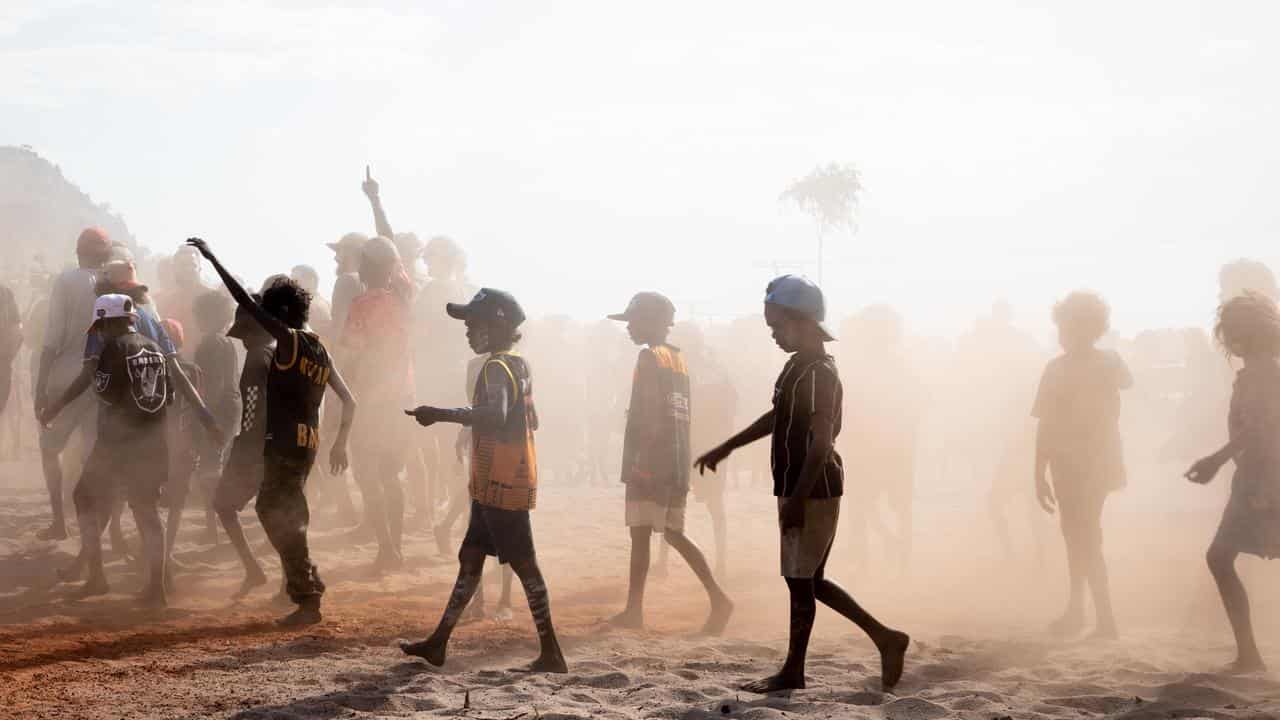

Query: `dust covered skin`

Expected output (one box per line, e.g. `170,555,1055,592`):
5,458,1280,719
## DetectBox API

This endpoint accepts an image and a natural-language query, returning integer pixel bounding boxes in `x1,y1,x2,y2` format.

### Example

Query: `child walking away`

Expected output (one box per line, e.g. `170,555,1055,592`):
695,275,909,693
212,297,276,599
40,295,204,607
401,288,567,673
187,238,356,627
606,292,733,634
1033,291,1131,640
1185,292,1280,673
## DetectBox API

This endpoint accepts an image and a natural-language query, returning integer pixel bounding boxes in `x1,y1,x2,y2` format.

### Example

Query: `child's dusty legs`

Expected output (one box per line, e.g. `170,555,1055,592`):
743,577,816,692
610,526,652,628
130,496,167,607
1207,542,1265,671
814,574,909,689
38,448,68,539
108,498,131,559
216,506,266,598
66,486,109,597
509,555,568,673
401,548,485,666
706,493,729,578
1084,541,1117,638
664,530,734,635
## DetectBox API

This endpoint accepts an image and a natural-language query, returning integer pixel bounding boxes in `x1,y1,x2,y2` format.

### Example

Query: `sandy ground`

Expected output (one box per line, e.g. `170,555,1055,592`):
4,457,1280,720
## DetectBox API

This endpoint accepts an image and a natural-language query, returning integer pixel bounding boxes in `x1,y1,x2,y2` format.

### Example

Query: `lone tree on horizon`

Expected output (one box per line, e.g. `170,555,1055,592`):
779,162,861,286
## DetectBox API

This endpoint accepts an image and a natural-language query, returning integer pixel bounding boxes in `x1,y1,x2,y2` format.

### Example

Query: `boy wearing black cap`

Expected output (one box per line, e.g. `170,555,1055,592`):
187,238,357,626
401,288,567,673
606,292,733,634
211,297,276,598
695,275,910,693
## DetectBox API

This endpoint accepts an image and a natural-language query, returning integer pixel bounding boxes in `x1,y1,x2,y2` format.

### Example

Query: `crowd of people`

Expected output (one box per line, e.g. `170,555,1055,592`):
3,169,1279,690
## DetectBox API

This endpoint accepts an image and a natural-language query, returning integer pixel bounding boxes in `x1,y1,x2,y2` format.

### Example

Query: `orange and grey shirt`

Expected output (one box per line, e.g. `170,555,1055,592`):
470,351,539,511
265,329,331,466
620,344,692,493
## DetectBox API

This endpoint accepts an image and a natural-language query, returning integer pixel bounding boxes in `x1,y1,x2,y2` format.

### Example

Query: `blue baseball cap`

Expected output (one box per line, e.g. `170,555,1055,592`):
764,274,836,341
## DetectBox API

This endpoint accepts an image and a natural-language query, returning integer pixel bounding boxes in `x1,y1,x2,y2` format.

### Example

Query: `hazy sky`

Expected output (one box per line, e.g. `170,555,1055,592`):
4,1,1277,339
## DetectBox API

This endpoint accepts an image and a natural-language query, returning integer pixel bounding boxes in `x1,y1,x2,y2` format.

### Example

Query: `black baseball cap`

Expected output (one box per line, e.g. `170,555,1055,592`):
446,288,526,327
608,291,676,326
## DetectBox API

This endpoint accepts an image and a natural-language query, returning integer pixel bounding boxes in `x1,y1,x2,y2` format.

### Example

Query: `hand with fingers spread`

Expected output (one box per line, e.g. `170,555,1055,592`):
694,444,731,476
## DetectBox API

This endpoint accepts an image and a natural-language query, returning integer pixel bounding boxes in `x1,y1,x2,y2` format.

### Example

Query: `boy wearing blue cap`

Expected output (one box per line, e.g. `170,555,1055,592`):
696,275,910,693
401,288,567,673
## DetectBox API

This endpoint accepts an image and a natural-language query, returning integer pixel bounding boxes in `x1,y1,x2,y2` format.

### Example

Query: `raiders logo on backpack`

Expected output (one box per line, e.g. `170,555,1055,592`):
126,347,168,414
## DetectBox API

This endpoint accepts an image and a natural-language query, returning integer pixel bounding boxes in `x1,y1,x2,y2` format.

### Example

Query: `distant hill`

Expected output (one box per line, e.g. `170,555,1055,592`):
0,145,136,276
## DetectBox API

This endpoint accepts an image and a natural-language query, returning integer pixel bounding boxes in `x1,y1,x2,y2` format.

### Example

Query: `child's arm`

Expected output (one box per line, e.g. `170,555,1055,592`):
38,361,93,425
325,363,357,474
1033,420,1056,512
186,239,293,350
406,361,513,432
168,356,223,446
694,409,774,475
1185,438,1242,484
779,403,836,529
362,167,394,240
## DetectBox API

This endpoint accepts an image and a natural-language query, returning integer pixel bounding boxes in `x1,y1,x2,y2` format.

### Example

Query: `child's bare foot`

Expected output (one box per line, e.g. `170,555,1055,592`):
401,637,447,667
511,651,568,674
1088,624,1119,641
875,629,910,690
607,608,644,629
69,577,109,600
494,604,514,622
1048,612,1084,637
700,595,734,636
1223,656,1267,674
741,670,805,693
232,569,268,600
36,524,68,541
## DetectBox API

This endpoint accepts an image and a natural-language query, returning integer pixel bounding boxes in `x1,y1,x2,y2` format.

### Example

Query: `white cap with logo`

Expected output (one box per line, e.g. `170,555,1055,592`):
88,293,138,332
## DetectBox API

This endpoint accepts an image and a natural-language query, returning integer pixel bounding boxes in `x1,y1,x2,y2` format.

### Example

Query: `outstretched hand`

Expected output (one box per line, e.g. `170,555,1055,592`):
406,406,439,428
1185,454,1225,485
694,444,731,476
362,165,379,199
185,237,214,261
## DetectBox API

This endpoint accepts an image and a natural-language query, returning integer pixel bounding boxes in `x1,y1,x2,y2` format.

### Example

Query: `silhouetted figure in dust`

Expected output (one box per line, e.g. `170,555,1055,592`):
695,275,909,693
0,280,21,418
838,305,921,573
605,292,733,634
1185,292,1280,674
34,227,112,541
1032,291,1131,639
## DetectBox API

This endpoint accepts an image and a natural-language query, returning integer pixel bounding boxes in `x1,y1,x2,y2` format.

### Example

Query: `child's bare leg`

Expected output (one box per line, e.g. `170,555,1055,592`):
609,526,651,628
743,577,815,692
664,530,734,635
706,492,729,579
1052,516,1087,635
401,548,485,666
1207,542,1265,671
496,566,514,618
509,555,567,673
813,569,909,690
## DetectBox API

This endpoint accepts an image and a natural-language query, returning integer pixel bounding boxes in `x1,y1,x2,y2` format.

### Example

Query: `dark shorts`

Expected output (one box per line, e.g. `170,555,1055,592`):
461,500,535,565
213,454,266,513
77,440,170,511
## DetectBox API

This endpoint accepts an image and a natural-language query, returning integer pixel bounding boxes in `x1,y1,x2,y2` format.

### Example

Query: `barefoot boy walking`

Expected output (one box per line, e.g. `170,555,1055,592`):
695,275,909,692
606,291,732,634
401,288,567,673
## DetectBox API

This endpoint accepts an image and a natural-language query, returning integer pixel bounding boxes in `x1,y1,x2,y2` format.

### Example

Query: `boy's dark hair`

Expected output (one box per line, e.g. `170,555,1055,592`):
193,290,235,334
261,276,311,330
1052,291,1110,343
1215,291,1280,358
493,318,522,348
